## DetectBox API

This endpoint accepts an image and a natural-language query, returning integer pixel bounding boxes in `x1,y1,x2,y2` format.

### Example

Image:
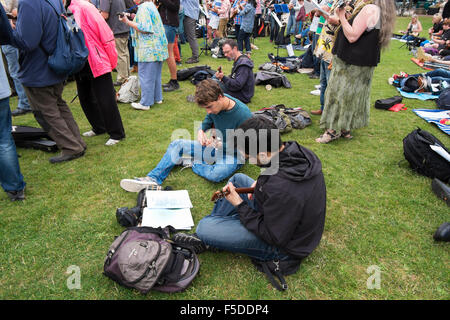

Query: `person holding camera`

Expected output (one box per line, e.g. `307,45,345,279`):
99,0,131,87
400,14,422,41
119,0,169,109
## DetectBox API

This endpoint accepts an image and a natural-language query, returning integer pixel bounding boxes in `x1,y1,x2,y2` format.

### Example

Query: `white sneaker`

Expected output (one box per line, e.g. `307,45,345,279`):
120,176,159,192
83,130,97,137
131,102,150,111
315,84,321,89
310,89,321,96
156,100,163,104
105,138,120,146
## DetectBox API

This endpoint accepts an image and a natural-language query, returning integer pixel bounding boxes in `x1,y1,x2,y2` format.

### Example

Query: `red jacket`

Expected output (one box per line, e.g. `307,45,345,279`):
69,0,117,78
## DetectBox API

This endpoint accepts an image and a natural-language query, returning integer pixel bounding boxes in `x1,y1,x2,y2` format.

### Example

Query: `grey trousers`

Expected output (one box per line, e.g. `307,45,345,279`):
24,83,86,156
183,16,199,59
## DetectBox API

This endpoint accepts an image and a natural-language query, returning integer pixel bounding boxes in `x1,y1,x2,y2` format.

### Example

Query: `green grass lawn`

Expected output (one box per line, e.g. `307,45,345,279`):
0,16,448,300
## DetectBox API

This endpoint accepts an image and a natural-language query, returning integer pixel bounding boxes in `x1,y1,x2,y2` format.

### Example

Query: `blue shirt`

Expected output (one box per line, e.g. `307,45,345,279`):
181,0,199,20
0,57,11,100
7,0,67,87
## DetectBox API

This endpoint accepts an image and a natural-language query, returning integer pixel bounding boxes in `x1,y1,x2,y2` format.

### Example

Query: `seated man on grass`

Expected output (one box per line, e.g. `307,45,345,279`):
214,39,255,104
120,79,252,192
173,116,327,265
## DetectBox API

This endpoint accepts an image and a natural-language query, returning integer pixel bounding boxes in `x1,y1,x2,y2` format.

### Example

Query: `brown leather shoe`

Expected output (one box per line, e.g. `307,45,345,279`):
311,109,322,115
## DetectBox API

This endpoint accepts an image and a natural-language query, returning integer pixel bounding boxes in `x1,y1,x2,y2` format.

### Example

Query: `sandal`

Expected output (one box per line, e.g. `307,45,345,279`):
340,130,353,140
315,130,340,144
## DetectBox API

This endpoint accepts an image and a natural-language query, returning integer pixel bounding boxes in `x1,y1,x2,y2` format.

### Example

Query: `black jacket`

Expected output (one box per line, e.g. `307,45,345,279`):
222,54,255,103
158,0,180,27
236,141,326,259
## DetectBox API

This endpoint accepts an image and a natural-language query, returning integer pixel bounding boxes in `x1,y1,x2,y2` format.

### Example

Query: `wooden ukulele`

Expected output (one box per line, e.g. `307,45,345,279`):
211,187,254,202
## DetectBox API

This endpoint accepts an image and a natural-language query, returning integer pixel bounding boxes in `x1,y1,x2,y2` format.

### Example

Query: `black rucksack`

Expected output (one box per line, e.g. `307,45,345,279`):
436,87,450,110
403,128,450,183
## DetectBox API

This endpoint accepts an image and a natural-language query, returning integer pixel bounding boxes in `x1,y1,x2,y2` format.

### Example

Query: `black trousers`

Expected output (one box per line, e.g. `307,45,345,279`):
74,63,125,140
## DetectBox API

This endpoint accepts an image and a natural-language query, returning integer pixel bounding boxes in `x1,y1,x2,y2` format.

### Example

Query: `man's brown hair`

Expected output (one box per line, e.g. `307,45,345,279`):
194,79,224,106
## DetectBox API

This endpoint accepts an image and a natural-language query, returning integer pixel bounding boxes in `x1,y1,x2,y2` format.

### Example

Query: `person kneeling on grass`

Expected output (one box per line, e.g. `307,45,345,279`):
172,116,327,266
120,79,252,192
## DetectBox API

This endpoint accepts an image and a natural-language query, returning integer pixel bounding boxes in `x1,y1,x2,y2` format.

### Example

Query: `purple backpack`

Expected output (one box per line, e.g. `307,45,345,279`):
103,227,200,294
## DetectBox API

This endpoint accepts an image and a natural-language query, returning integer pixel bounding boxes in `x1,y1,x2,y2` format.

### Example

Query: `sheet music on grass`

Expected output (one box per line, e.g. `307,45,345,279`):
141,190,194,230
145,189,193,208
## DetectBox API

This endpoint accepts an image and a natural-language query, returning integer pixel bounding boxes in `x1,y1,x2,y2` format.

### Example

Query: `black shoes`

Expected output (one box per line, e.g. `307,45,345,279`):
6,189,25,201
11,108,32,116
433,222,450,242
163,80,180,92
49,150,85,164
185,56,199,64
431,178,450,207
172,233,208,254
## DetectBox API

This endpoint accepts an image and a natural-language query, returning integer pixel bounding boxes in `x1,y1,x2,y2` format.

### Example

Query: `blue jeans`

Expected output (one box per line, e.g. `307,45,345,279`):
147,139,243,184
425,69,450,81
0,97,25,193
286,13,296,35
138,61,163,106
196,173,292,261
1,45,31,111
320,60,331,111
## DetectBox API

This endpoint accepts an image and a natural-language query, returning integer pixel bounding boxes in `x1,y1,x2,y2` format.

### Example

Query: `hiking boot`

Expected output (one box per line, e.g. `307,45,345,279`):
120,176,159,192
185,56,199,64
163,80,180,92
6,189,25,201
172,232,208,254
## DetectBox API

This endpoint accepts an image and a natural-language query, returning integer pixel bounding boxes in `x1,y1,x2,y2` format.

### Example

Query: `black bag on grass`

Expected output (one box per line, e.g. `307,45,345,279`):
374,96,403,110
251,258,302,291
11,125,58,153
403,128,450,183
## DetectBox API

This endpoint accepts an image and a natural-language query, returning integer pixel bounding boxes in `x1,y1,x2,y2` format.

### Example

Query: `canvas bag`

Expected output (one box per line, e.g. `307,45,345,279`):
103,227,200,294
43,0,89,77
117,76,140,103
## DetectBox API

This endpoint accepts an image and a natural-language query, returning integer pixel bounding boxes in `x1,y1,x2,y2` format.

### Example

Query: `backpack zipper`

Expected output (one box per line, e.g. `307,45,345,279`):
128,241,161,285
105,230,131,266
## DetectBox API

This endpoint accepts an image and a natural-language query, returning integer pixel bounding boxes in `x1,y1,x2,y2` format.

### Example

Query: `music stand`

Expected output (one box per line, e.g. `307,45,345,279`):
198,23,209,57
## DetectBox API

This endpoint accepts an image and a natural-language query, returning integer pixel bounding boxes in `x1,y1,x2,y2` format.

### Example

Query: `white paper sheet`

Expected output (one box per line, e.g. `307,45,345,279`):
145,190,193,209
141,208,194,230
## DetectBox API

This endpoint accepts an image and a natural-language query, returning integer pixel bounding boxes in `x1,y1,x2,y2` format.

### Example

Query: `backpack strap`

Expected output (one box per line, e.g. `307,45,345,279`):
260,261,288,291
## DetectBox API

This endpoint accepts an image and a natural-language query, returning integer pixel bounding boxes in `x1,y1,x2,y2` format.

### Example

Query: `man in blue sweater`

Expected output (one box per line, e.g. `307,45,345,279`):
120,79,252,192
0,0,86,164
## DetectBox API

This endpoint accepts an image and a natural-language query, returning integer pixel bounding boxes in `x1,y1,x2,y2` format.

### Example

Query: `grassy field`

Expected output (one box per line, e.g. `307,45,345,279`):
0,15,448,300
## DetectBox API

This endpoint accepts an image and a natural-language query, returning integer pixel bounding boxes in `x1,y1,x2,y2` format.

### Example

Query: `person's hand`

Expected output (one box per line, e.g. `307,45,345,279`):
197,130,208,146
248,180,257,201
336,6,346,20
119,13,129,24
215,70,224,80
224,182,243,207
326,15,339,25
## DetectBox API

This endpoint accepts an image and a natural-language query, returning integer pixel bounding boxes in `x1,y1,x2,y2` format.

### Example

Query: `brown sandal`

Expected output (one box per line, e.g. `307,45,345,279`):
340,130,353,140
315,130,340,144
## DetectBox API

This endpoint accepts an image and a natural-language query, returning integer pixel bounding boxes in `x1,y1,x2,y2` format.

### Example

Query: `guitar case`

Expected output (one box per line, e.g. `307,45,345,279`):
11,125,58,153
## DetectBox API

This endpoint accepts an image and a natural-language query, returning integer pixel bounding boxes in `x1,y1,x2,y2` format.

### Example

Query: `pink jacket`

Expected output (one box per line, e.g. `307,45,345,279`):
69,0,117,78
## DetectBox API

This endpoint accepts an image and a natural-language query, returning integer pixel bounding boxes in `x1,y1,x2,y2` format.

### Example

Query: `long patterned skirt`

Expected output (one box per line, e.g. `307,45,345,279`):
320,55,375,132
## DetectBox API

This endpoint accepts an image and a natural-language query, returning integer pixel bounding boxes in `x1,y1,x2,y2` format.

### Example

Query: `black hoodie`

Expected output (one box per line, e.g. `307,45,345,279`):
236,141,327,259
222,54,255,103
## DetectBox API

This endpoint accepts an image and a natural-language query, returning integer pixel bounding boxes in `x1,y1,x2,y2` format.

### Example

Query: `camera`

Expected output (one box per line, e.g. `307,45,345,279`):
116,206,142,227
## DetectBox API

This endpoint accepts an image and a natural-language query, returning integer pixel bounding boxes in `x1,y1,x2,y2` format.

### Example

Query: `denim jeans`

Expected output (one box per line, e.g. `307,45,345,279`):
138,61,163,106
237,30,251,53
1,45,31,111
147,139,243,184
319,60,331,111
0,97,25,193
286,13,296,35
196,173,292,261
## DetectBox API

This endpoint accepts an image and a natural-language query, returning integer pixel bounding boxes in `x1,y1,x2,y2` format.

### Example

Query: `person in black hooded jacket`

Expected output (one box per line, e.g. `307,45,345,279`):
174,116,327,262
215,39,255,103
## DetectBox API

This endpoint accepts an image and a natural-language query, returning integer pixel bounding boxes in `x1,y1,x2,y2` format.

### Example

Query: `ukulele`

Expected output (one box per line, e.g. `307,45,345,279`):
211,187,254,202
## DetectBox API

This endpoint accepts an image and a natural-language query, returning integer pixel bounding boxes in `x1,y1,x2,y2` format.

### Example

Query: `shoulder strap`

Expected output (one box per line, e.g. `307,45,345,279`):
44,0,64,16
261,261,288,291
